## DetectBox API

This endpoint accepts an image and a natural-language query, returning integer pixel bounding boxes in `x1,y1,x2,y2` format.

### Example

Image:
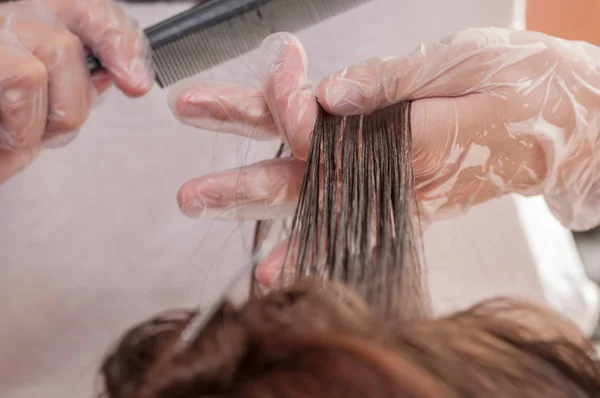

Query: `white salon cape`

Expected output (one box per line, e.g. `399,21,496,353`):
0,1,598,397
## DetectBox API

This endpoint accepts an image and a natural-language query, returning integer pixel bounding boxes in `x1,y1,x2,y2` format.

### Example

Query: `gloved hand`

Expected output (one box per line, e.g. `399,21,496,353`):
0,0,153,184
170,29,600,283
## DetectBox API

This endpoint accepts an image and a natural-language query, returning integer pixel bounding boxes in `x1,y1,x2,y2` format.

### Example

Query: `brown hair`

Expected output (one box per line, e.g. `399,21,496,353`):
100,279,600,398
253,102,427,320
99,103,600,397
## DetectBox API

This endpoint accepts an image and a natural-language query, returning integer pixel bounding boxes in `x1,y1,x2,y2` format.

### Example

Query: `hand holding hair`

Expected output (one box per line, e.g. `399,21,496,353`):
0,0,153,184
171,28,600,234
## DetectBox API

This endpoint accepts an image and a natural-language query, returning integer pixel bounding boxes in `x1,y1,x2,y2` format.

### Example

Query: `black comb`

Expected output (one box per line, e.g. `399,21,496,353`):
86,0,374,88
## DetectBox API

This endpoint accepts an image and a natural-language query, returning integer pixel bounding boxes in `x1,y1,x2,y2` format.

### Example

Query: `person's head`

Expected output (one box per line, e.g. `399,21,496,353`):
100,278,600,398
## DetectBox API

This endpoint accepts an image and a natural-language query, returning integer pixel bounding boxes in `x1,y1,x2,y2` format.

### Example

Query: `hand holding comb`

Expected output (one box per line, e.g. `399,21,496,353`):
87,0,374,88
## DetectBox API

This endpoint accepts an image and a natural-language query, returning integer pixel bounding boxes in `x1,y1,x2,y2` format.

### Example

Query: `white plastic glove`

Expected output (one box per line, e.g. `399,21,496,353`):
169,29,600,283
0,0,153,184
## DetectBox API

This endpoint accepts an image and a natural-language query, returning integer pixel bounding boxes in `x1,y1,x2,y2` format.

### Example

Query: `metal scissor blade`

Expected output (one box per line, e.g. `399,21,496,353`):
174,246,270,352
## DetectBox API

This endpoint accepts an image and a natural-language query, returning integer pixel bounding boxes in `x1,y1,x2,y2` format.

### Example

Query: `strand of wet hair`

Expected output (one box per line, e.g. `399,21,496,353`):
254,102,427,319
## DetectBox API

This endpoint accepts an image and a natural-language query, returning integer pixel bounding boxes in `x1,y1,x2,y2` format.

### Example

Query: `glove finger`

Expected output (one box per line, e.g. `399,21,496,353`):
12,21,92,138
259,32,317,160
177,157,306,220
316,27,548,115
0,41,47,149
46,0,153,96
168,80,279,141
254,239,296,287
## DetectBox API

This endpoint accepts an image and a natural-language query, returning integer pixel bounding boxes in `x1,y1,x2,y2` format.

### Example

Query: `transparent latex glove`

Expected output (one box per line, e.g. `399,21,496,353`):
0,0,153,184
170,29,600,283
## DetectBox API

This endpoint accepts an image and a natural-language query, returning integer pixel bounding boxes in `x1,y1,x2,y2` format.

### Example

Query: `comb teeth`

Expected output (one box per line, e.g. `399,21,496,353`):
152,0,373,87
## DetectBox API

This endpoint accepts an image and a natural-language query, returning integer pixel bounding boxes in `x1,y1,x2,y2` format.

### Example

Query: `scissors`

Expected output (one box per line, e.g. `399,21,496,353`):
174,245,271,353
